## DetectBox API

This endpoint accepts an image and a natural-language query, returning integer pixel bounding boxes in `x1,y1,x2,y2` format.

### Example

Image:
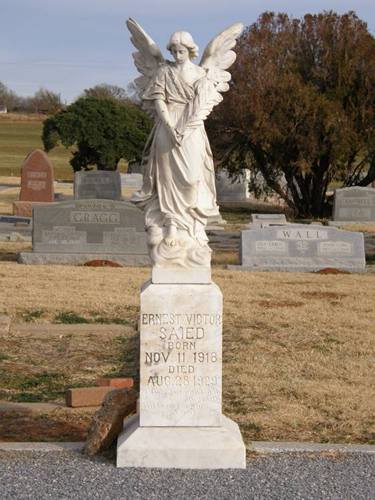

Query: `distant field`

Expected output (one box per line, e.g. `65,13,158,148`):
0,114,75,180
0,113,128,180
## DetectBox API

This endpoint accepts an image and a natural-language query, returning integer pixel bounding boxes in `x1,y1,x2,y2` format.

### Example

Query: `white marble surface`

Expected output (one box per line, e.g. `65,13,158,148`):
139,281,222,427
152,267,211,284
127,18,243,269
117,414,246,469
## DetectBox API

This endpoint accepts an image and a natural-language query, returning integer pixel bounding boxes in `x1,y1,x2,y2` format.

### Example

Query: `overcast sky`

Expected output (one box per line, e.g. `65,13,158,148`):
1,0,374,103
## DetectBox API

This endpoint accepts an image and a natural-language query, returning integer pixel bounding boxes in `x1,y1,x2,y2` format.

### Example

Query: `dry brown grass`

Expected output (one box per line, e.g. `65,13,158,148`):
334,223,375,233
0,259,374,444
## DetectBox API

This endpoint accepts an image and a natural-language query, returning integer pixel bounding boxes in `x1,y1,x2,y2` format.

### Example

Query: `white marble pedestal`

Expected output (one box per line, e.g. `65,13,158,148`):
117,414,246,468
117,280,246,469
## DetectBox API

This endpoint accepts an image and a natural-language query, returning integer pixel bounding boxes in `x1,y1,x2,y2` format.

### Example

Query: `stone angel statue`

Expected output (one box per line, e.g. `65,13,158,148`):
126,18,243,274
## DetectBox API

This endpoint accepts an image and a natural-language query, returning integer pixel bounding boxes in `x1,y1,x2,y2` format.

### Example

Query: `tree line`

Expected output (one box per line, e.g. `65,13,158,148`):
0,83,130,114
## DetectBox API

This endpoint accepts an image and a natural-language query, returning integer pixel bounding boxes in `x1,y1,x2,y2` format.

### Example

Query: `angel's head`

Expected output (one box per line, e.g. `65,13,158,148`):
167,31,199,63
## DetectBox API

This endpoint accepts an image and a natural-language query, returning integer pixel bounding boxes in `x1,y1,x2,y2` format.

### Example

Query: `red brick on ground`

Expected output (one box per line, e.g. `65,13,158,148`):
66,387,115,408
19,149,54,202
96,378,134,389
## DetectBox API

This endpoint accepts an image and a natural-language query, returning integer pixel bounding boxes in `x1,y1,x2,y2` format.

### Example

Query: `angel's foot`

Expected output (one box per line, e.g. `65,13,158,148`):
164,236,178,247
163,224,178,247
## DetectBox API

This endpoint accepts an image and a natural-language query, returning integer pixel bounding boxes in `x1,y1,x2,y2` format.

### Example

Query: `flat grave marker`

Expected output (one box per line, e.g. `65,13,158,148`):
250,213,287,227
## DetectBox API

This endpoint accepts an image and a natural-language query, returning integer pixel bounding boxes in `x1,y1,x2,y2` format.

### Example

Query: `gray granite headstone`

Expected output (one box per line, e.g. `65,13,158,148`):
215,169,250,202
230,224,365,272
333,187,375,222
19,199,149,266
250,213,287,227
74,171,121,200
120,173,143,189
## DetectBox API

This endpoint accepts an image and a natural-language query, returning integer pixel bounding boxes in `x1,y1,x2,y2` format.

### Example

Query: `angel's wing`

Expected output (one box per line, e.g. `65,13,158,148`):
200,22,243,92
126,18,164,104
180,23,243,135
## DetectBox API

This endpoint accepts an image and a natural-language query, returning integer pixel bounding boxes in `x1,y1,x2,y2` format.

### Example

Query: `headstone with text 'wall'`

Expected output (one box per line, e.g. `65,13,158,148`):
19,149,54,202
230,224,365,272
19,199,149,266
74,171,121,200
333,187,375,222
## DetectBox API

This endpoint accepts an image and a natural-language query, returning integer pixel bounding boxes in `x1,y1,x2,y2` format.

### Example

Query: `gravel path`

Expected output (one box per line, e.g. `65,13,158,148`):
1,450,374,499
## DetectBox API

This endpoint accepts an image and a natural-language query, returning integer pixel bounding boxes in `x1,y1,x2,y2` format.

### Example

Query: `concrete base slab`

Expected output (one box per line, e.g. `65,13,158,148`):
18,252,150,266
117,414,246,469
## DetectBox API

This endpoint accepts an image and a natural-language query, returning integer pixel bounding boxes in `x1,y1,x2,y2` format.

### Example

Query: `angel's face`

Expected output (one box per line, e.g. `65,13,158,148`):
170,43,190,65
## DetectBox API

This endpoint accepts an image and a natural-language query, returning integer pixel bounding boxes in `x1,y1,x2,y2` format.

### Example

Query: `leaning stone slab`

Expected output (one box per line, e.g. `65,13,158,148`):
19,199,150,266
333,187,375,222
74,171,121,200
250,213,287,227
230,224,365,272
83,388,137,456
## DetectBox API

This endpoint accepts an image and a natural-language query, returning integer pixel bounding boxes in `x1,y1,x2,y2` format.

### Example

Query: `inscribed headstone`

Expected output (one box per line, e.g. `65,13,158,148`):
333,187,375,222
140,282,222,427
74,171,121,200
120,173,143,190
19,149,54,202
231,224,365,272
215,169,250,202
19,199,149,265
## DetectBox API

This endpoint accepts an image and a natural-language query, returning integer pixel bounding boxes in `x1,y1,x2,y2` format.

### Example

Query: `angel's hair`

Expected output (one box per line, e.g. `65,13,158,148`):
166,31,199,59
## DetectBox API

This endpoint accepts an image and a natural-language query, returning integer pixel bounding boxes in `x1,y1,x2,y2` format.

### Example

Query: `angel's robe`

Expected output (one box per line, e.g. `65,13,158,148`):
131,62,220,242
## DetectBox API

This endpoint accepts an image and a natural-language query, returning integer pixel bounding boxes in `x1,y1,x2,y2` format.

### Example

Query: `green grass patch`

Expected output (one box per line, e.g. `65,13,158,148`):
19,309,46,322
0,369,69,402
54,311,90,324
54,311,133,325
0,353,11,361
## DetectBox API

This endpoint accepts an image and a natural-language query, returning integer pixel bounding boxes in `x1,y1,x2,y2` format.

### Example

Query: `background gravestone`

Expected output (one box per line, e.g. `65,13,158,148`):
19,149,54,202
230,224,365,272
332,187,375,222
19,199,149,266
74,171,121,200
120,173,143,190
215,169,250,202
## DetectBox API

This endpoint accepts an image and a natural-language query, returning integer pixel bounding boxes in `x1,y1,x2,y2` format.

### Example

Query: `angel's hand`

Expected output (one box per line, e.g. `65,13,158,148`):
166,125,182,147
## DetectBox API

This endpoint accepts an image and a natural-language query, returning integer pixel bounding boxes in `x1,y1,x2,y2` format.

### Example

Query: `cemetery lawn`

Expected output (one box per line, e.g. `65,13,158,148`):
0,114,129,180
0,114,74,180
0,257,374,444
